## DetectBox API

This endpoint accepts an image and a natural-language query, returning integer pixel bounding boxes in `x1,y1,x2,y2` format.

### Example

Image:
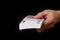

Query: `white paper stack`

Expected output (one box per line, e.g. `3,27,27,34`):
19,15,44,30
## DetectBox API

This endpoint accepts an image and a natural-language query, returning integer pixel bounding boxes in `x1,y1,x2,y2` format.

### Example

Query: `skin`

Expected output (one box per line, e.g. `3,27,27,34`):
34,9,60,32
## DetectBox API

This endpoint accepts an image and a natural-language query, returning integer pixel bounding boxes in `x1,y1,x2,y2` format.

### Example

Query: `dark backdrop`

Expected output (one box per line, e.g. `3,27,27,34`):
1,0,60,40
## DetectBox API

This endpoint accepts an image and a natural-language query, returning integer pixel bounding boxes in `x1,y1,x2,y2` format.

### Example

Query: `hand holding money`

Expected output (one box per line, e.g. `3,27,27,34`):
19,9,60,32
34,9,60,32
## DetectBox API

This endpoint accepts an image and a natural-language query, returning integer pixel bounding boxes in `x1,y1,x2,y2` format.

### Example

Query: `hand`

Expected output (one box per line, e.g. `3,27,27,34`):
34,9,60,32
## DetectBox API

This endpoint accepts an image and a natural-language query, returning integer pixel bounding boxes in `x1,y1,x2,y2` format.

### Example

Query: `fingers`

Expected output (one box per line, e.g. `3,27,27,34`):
35,9,56,32
36,15,55,32
36,23,55,32
36,21,47,32
36,29,41,32
44,18,53,26
34,12,47,19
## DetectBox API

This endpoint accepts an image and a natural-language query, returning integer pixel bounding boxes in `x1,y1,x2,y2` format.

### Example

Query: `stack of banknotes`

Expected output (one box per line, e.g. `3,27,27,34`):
19,15,44,30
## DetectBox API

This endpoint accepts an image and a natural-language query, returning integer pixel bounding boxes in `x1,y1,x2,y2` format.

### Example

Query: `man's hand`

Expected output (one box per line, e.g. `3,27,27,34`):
34,9,60,32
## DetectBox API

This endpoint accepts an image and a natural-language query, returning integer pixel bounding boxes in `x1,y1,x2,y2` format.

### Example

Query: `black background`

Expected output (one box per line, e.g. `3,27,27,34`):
1,0,60,40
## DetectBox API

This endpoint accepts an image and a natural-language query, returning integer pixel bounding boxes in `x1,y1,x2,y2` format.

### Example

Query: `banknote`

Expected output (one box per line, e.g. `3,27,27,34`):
19,15,44,30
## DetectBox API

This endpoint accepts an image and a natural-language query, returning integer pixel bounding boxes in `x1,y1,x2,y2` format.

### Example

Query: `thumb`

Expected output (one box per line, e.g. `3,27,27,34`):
34,12,46,19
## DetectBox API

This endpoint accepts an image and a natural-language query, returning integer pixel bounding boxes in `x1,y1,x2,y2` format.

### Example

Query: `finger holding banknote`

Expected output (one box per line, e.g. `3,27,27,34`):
34,9,60,32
